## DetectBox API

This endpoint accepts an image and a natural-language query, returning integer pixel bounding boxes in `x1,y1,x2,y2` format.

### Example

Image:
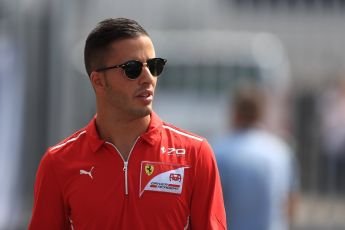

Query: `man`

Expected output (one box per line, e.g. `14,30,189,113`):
29,18,226,230
213,87,299,230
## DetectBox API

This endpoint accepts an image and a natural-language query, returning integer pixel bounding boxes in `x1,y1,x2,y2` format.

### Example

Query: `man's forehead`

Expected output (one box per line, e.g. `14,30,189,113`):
106,36,155,60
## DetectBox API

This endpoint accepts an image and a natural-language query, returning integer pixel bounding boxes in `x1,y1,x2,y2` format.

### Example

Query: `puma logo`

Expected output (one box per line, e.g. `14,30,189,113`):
80,167,94,179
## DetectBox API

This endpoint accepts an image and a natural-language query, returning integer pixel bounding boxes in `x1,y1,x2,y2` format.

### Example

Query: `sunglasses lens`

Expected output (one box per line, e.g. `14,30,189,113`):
148,58,166,76
122,58,166,79
123,61,142,79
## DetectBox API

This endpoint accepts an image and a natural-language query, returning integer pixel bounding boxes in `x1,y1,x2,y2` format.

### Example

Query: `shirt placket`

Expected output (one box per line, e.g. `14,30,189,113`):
105,137,140,195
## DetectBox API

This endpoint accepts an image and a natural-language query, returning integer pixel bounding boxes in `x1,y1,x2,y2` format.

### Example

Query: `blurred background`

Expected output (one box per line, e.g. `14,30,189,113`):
0,0,345,229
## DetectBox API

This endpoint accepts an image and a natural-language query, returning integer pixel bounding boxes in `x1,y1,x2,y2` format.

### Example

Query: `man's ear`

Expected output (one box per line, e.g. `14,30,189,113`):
90,71,106,92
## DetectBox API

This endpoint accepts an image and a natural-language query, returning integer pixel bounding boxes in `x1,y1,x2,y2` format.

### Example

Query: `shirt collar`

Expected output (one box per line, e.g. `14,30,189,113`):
86,116,105,153
140,111,163,146
86,112,163,153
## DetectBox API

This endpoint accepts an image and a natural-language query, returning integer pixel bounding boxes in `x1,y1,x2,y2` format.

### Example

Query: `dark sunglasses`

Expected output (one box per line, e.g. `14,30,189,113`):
95,58,167,80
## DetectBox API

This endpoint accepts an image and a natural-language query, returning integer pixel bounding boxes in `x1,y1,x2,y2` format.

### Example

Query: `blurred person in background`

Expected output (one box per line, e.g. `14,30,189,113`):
213,86,299,230
28,18,226,230
318,78,345,194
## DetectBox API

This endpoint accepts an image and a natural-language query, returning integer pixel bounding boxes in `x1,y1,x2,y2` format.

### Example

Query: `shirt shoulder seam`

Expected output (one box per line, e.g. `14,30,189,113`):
49,130,87,152
162,124,204,142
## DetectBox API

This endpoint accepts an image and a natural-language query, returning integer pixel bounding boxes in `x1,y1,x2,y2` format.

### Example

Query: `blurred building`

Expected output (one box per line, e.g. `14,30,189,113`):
0,13,25,229
0,0,344,229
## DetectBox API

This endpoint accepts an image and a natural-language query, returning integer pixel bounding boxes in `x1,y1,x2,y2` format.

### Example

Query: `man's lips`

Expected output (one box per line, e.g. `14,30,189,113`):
135,89,153,98
135,89,154,105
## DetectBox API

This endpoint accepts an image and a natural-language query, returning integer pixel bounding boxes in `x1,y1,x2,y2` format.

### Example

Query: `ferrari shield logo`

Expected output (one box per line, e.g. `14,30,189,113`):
145,164,154,176
139,161,190,197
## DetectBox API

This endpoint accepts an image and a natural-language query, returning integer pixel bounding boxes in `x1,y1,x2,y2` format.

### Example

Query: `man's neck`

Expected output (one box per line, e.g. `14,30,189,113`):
95,110,151,160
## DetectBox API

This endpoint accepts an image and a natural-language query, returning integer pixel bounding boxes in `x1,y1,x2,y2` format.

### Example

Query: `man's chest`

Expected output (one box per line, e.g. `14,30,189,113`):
62,146,193,225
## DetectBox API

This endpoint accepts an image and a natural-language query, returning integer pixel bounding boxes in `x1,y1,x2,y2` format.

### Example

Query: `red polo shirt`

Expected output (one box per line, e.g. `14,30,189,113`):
29,112,227,230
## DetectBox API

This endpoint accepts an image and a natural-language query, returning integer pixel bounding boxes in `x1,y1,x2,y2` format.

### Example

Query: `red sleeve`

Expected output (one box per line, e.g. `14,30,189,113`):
190,140,227,230
28,152,70,230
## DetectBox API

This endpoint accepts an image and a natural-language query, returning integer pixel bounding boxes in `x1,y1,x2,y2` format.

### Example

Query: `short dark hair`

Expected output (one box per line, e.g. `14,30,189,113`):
232,86,265,129
84,18,149,76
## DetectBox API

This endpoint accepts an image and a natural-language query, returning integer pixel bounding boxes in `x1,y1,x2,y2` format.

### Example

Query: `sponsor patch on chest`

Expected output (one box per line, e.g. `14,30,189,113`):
139,161,189,197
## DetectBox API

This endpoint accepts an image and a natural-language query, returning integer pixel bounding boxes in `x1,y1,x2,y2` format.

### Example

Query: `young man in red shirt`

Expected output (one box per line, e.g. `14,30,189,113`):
29,18,227,230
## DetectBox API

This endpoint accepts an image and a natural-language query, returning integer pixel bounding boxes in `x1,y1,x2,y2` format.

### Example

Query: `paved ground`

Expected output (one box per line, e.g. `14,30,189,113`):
292,194,345,230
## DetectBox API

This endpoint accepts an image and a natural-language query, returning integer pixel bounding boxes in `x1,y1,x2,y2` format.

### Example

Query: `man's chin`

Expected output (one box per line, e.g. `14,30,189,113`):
130,107,152,120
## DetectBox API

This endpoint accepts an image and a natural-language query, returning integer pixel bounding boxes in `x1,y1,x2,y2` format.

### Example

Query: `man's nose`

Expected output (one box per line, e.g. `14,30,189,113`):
138,64,155,84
